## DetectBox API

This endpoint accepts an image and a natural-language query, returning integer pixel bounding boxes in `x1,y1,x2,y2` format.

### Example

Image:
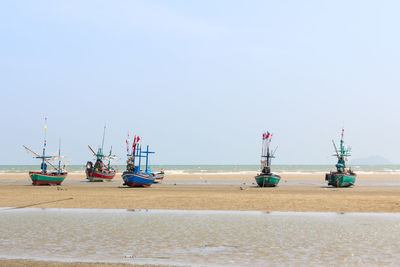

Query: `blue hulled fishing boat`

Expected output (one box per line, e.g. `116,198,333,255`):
122,135,156,187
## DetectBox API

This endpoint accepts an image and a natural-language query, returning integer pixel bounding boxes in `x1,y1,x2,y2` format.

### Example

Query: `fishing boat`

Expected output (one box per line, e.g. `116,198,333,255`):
23,118,67,186
122,135,156,187
85,126,117,182
255,131,280,187
325,129,356,187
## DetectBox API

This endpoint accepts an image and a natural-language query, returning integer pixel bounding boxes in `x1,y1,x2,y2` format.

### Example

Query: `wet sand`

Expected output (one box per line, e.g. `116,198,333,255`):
0,173,399,213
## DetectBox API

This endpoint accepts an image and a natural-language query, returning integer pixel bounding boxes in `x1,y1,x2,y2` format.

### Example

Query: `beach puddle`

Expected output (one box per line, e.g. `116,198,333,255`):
0,208,399,266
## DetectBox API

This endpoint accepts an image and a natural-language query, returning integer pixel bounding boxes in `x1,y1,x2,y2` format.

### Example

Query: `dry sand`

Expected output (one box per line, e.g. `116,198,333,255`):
1,173,399,213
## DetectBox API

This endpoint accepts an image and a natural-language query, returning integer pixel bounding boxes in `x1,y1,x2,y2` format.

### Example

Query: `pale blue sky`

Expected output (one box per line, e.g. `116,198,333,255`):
1,0,399,165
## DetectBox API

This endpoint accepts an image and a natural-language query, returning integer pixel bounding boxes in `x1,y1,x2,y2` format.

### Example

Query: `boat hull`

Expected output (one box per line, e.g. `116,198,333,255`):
154,172,165,183
86,168,116,182
325,172,356,187
255,173,281,187
122,171,155,187
29,171,67,186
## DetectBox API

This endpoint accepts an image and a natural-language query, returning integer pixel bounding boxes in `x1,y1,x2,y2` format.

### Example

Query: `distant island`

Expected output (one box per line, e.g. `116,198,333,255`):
350,155,393,165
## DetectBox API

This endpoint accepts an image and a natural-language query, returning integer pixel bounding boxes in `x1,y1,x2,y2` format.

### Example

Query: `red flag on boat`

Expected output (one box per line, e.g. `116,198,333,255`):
132,135,137,147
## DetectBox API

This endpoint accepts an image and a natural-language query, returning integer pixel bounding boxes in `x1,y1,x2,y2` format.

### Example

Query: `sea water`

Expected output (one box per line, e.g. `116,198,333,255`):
2,164,400,175
0,208,399,266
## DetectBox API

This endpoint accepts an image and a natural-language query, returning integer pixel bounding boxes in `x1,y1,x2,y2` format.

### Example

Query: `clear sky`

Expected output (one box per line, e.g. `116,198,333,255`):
1,0,399,165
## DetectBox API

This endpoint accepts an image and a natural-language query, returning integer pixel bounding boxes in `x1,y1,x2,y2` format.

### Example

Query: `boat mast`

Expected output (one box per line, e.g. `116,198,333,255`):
145,145,149,173
340,128,344,155
138,145,142,171
58,138,61,174
132,145,136,166
333,128,348,173
108,146,112,170
42,117,47,174
339,128,346,168
261,132,275,171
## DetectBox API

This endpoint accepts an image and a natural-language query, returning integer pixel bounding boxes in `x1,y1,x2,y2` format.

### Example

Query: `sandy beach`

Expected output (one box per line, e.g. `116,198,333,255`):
1,173,399,213
1,173,399,266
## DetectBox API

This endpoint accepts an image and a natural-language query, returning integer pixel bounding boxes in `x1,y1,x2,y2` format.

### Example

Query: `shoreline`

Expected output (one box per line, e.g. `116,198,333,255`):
3,207,400,216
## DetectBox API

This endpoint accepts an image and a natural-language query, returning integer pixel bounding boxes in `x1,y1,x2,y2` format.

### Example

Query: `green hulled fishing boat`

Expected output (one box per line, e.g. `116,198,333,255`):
325,128,356,187
23,118,68,186
255,131,280,187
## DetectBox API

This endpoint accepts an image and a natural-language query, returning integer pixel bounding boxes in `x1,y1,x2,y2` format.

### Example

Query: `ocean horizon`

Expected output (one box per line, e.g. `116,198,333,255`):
2,164,400,175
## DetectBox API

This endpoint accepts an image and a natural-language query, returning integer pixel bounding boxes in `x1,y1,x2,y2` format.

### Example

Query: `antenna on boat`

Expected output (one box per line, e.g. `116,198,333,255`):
272,146,278,157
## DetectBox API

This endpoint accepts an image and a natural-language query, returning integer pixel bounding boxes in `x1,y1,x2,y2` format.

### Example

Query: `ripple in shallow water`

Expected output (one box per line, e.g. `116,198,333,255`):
0,209,399,266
